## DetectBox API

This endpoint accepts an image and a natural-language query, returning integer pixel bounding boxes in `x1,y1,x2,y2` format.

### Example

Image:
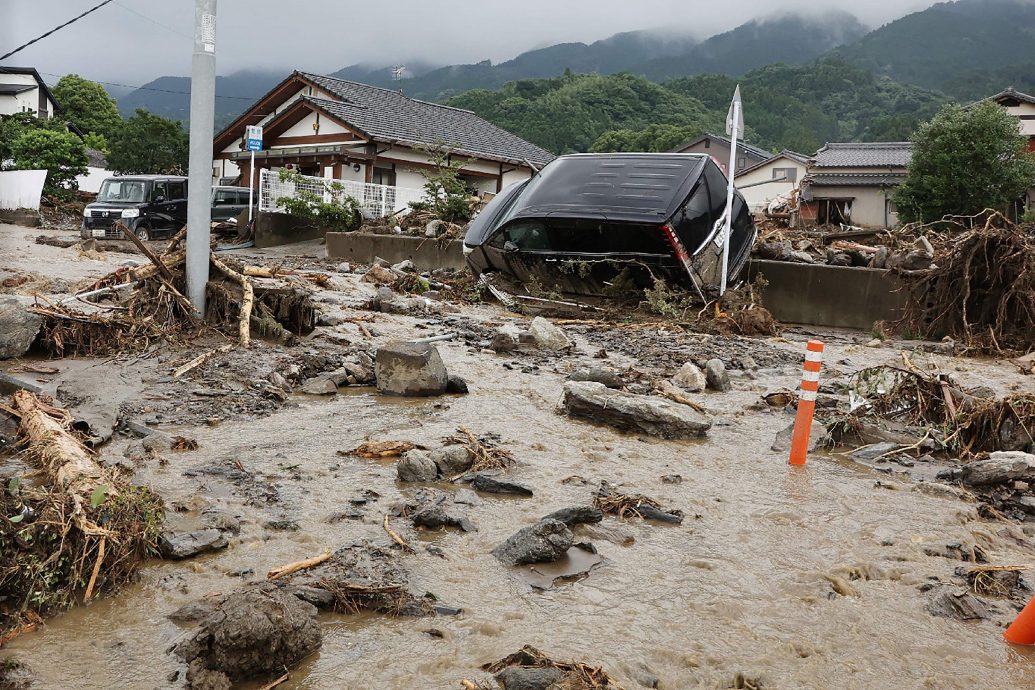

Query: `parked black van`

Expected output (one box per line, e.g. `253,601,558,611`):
81,175,188,241
463,153,757,297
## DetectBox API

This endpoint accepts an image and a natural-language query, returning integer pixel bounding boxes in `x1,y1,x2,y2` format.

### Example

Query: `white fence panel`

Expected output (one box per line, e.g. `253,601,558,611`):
0,169,47,210
258,168,424,219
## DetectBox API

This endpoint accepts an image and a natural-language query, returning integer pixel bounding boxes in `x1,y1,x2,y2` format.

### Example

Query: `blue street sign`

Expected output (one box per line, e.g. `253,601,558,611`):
245,125,263,152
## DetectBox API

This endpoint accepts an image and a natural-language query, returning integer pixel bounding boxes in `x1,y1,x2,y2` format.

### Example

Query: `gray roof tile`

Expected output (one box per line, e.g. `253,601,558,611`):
300,73,555,166
811,142,912,168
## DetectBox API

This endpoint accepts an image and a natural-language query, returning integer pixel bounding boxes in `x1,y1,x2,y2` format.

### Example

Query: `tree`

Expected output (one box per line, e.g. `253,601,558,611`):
10,128,88,197
0,112,64,164
893,101,1035,223
107,109,188,174
52,74,122,140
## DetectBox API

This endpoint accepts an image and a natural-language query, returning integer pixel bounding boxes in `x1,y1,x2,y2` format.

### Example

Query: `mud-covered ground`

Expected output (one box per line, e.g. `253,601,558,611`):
3,224,1035,689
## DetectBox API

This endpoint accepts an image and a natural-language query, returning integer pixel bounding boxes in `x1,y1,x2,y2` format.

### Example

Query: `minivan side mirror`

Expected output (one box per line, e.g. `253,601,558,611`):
154,195,166,204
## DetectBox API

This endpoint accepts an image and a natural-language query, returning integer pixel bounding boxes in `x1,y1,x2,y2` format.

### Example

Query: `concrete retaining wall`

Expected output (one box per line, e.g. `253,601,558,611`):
254,210,326,248
748,259,907,331
0,170,46,210
326,232,466,270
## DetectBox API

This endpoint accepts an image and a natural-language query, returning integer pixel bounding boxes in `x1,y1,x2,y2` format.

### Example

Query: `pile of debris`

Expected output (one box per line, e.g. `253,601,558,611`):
22,224,314,357
1,391,164,642
752,219,937,270
472,645,627,690
356,193,494,239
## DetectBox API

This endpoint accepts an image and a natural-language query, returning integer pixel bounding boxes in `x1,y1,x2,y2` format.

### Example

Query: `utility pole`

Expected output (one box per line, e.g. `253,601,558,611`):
185,0,217,316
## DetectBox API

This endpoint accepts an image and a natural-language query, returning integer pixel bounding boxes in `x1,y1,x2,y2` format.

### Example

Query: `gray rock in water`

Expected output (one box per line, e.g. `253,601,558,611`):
848,442,901,461
672,362,707,393
397,450,439,482
927,590,990,620
411,505,476,532
704,359,732,392
471,474,533,496
174,583,322,685
0,296,42,360
491,326,521,353
493,519,573,565
771,420,829,453
430,445,475,476
300,377,337,395
446,374,469,394
159,528,229,559
495,666,566,690
562,381,711,439
542,506,603,526
375,341,448,396
961,451,1035,487
568,366,624,389
529,316,572,351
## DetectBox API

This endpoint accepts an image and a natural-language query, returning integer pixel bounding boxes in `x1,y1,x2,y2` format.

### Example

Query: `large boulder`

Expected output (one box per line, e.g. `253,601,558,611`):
375,341,448,396
771,420,829,453
672,362,707,393
562,381,711,439
493,519,573,566
159,529,229,560
704,358,732,392
528,317,572,351
397,449,439,482
495,666,566,690
0,296,42,359
173,584,322,687
961,451,1035,487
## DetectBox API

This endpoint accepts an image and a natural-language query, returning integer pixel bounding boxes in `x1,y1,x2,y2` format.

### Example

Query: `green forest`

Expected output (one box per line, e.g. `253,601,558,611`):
447,58,950,157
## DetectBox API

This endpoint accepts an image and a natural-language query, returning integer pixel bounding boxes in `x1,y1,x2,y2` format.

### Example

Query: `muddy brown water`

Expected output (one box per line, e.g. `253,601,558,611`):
3,235,1035,688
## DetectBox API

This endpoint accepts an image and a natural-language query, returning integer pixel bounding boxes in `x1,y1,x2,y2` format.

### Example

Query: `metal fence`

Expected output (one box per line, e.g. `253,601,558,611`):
258,168,425,219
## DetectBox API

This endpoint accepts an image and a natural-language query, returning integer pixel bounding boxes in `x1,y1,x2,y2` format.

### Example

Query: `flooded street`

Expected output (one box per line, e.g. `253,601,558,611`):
3,227,1035,688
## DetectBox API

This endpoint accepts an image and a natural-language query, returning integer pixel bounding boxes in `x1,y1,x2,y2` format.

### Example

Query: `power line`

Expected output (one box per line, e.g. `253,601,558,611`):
112,0,192,40
0,0,115,61
33,70,261,101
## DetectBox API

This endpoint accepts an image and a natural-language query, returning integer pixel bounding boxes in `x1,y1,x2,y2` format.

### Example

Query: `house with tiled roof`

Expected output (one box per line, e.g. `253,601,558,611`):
799,142,912,228
212,71,554,202
732,149,808,213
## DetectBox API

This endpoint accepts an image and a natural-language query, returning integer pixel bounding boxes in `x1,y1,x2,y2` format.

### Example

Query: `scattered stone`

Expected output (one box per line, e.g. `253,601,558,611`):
562,381,711,439
0,295,42,359
300,377,337,395
430,445,475,476
391,259,416,273
788,250,815,264
927,590,991,620
362,264,398,284
159,529,229,560
672,362,707,393
375,341,448,396
472,474,534,496
704,359,732,392
568,366,624,389
528,317,572,351
541,506,603,526
173,584,322,687
660,474,683,484
493,519,574,566
495,666,565,690
491,324,522,353
961,451,1035,487
425,219,445,237
397,450,439,483
848,442,901,461
0,660,34,690
411,505,476,533
446,374,469,395
771,420,829,453
335,262,351,273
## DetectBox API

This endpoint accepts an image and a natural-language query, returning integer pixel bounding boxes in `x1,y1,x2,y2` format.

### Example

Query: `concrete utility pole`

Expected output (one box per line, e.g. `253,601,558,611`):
185,0,217,316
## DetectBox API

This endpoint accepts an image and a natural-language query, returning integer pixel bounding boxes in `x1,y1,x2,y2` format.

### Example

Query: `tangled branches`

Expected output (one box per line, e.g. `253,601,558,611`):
898,217,1035,352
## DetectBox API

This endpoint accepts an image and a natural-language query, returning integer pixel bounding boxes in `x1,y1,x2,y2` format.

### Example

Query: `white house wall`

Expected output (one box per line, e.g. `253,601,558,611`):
735,158,807,212
502,169,532,188
0,169,47,210
811,184,898,227
273,111,350,141
75,166,110,194
1002,102,1035,136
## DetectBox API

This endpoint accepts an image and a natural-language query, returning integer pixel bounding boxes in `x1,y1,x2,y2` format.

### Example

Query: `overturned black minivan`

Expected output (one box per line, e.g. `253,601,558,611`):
463,153,756,297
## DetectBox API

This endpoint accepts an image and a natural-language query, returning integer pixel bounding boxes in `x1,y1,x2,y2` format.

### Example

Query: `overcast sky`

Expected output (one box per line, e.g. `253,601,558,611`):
3,0,938,89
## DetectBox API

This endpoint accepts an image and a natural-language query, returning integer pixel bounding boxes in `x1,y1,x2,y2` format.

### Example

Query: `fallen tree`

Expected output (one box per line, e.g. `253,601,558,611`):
1,391,163,640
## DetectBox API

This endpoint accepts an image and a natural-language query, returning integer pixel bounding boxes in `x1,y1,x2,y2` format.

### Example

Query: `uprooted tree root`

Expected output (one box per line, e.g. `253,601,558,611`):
314,579,432,617
2,392,164,640
898,219,1035,352
483,645,627,690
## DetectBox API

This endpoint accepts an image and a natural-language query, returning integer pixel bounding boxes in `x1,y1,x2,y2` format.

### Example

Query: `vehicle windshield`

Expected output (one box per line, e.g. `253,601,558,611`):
97,180,148,203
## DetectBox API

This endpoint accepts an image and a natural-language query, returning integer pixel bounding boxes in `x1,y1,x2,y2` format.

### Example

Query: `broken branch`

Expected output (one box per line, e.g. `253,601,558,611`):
266,551,331,581
382,514,415,553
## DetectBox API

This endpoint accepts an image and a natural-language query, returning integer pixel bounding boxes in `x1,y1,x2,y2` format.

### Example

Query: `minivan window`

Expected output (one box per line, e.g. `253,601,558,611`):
151,182,168,202
673,180,712,250
97,179,147,203
167,181,186,200
703,162,728,217
214,190,235,205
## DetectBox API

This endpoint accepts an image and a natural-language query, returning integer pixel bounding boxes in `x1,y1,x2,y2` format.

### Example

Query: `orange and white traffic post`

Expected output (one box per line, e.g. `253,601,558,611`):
1005,596,1035,645
789,340,824,466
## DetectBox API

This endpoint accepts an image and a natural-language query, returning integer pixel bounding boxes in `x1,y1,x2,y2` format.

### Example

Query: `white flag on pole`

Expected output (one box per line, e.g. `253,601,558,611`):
725,85,744,139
